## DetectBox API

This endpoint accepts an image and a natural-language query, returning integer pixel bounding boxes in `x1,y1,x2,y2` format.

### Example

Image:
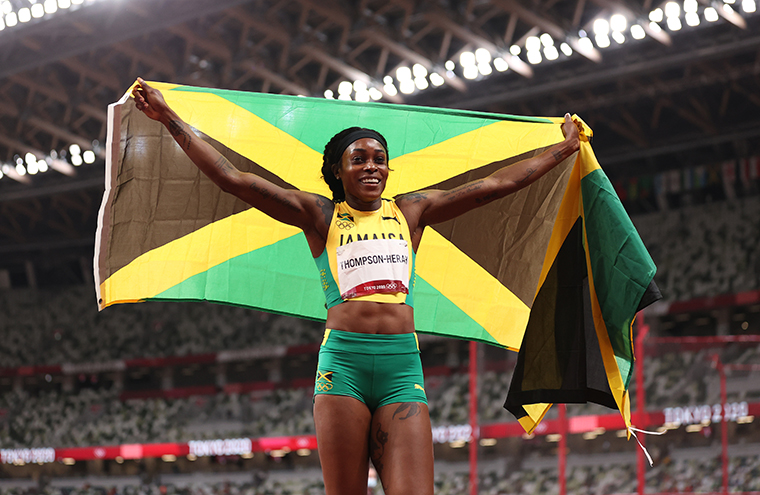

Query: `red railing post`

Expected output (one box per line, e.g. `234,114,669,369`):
469,340,478,495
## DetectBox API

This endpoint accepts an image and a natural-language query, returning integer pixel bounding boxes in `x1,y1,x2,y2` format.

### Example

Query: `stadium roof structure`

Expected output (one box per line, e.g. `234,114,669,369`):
0,0,758,287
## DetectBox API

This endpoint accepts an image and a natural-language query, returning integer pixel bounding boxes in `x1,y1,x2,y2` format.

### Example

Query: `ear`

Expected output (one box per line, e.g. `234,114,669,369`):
331,163,341,180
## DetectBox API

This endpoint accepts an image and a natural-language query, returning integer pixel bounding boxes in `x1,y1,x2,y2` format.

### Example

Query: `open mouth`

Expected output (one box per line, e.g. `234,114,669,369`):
360,178,380,184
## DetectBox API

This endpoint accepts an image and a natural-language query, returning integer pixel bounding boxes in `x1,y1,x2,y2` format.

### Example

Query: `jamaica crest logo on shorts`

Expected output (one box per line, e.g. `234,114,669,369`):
335,213,355,230
315,370,334,391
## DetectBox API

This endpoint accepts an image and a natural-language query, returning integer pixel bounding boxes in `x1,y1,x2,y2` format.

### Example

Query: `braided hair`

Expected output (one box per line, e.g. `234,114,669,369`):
321,127,389,202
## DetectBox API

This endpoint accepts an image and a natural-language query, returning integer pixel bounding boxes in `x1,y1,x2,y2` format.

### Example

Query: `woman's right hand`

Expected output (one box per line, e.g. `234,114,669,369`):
132,78,171,122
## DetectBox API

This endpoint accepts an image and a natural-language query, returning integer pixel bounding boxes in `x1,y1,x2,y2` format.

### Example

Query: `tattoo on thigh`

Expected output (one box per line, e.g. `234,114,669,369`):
392,402,421,420
168,120,192,150
369,422,389,475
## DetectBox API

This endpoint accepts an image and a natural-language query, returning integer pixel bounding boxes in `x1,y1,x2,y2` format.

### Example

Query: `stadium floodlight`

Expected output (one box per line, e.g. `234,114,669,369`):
595,33,611,48
18,7,31,23
31,3,44,18
475,48,491,64
459,51,476,67
383,75,393,85
414,76,429,90
353,80,367,92
493,57,509,71
685,11,700,25
649,8,664,22
429,72,445,86
399,79,415,94
69,143,81,156
578,36,594,52
684,0,699,12
667,16,683,30
38,159,48,173
445,60,455,71
323,89,334,99
540,33,554,47
665,1,681,17
368,87,383,100
593,18,610,36
412,63,428,78
25,153,37,166
44,0,57,14
723,3,735,13
27,160,39,175
525,36,541,51
6,11,18,27
612,31,626,44
16,163,26,175
83,150,96,164
509,45,521,56
2,1,10,15
743,0,756,12
396,66,412,81
610,14,627,32
337,81,353,97
71,154,83,166
527,50,542,64
462,65,479,79
477,62,492,76
560,42,573,56
631,24,646,39
544,45,559,60
649,20,663,32
58,0,71,9
383,82,398,96
354,90,370,102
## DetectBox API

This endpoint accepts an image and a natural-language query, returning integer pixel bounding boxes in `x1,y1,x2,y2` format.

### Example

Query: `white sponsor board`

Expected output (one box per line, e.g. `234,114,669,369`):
1,448,56,464
188,438,252,457
663,401,749,426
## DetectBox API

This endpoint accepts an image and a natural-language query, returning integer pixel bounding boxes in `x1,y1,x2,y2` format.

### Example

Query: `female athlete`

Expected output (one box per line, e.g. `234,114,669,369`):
132,78,581,495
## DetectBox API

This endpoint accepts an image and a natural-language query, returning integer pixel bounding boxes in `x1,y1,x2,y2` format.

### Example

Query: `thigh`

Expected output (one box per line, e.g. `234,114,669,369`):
369,402,434,495
314,394,372,495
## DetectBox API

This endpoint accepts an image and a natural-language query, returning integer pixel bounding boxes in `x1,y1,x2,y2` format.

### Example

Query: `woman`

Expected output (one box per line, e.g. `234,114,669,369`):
132,78,581,495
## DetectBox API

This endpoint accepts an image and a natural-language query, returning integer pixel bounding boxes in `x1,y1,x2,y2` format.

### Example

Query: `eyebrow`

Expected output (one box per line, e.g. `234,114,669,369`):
351,147,386,153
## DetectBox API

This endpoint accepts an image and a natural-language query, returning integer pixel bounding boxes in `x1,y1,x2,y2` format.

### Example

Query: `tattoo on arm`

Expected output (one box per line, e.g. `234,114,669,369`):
392,402,421,420
400,192,428,204
249,181,299,212
442,180,484,202
475,191,499,204
168,120,192,150
551,149,564,162
516,167,537,184
213,155,237,177
315,196,334,227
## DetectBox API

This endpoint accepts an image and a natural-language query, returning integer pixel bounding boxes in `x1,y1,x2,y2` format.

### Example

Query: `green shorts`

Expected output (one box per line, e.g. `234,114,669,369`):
314,329,428,411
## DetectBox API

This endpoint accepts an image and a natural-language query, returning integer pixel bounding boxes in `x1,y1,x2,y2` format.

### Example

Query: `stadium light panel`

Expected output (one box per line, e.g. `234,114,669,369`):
6,12,17,27
396,66,412,81
18,7,31,22
509,44,521,56
685,11,700,25
743,0,756,12
58,0,71,9
544,45,559,60
399,79,415,94
16,163,26,175
352,80,367,92
414,76,429,90
383,75,393,85
631,24,646,39
527,50,543,64
429,72,445,86
578,36,594,52
44,0,57,13
83,150,96,164
610,14,627,32
462,65,479,79
25,152,37,166
368,87,382,100
649,8,664,22
412,63,428,78
649,20,663,32
477,62,492,76
444,60,455,71
667,16,683,30
540,33,554,47
27,161,39,175
71,154,83,166
475,48,491,63
383,83,397,96
612,31,626,44
493,57,509,71
354,90,370,102
560,42,573,56
337,81,352,95
1,1,10,14
526,35,541,51
323,89,334,99
38,159,48,173
684,0,699,12
595,33,611,48
593,18,610,36
723,3,735,12
459,51,476,67
69,143,81,156
665,1,681,17
337,94,351,101
31,3,44,18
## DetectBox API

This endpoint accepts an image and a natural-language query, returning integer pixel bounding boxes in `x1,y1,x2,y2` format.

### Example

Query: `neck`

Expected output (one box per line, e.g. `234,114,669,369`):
344,194,382,211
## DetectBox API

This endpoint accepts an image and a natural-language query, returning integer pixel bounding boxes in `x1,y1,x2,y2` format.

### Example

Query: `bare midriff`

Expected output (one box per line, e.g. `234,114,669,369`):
325,300,415,335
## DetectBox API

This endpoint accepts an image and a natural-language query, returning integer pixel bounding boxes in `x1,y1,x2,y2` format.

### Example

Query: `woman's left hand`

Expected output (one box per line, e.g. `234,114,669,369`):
561,113,582,145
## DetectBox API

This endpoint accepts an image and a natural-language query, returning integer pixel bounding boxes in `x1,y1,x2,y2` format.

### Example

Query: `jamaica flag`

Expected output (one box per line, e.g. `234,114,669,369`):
95,82,660,432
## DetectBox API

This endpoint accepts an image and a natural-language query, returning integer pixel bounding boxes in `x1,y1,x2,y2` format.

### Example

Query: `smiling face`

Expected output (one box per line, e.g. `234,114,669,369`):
333,137,389,210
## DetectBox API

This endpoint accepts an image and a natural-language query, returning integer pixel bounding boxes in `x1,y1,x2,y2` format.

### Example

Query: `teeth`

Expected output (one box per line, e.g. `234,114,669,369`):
361,178,379,184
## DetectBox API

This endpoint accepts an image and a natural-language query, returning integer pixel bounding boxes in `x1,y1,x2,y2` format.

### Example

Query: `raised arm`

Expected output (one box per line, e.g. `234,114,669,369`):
397,114,581,230
131,79,331,240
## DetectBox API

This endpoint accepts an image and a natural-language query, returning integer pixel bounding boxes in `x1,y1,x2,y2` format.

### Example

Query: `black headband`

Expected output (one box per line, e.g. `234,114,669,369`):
327,129,388,167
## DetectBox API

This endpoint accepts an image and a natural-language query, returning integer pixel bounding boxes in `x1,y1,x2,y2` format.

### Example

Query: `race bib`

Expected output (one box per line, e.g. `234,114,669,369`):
336,239,409,300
